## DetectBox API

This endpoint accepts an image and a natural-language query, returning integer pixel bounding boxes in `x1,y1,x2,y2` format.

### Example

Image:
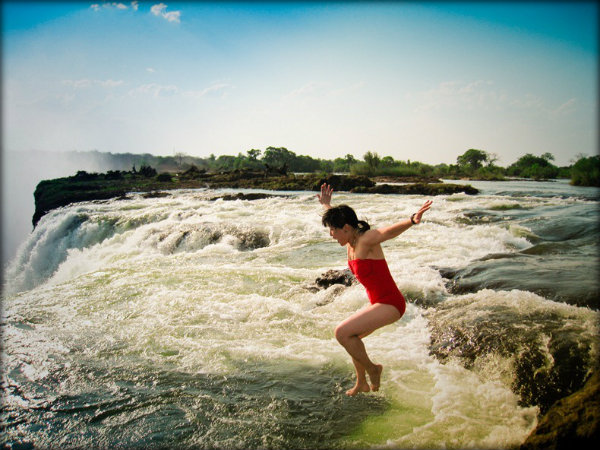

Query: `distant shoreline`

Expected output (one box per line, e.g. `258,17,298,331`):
32,170,479,227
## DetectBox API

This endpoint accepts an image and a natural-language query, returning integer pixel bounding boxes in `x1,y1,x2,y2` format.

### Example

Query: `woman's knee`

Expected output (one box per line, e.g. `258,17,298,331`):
334,323,352,344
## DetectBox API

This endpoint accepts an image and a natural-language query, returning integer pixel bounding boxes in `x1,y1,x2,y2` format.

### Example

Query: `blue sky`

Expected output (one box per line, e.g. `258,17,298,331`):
2,1,598,166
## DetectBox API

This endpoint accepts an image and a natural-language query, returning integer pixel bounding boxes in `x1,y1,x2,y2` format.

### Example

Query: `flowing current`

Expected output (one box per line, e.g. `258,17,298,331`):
2,180,599,449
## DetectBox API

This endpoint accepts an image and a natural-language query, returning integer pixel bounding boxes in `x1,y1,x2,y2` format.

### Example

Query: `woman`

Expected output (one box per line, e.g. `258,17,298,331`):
318,183,432,396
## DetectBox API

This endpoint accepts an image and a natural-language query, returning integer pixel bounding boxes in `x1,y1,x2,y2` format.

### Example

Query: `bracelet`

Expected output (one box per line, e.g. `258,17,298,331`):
410,213,417,225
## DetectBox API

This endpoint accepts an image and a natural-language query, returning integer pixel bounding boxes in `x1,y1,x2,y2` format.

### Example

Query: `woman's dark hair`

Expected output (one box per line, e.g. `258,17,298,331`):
322,204,370,233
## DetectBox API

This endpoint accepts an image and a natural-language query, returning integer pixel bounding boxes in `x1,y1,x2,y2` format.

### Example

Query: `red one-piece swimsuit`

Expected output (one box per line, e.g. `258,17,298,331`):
348,258,406,317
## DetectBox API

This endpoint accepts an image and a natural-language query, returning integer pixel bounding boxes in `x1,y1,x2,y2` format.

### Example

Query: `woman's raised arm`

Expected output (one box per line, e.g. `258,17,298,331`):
362,200,433,245
317,183,334,209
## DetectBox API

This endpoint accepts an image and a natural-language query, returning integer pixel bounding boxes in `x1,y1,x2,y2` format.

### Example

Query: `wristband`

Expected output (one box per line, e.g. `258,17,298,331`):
410,213,417,225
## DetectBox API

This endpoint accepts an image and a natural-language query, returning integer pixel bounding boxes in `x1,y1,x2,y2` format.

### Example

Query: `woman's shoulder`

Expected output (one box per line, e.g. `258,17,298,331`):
358,228,382,246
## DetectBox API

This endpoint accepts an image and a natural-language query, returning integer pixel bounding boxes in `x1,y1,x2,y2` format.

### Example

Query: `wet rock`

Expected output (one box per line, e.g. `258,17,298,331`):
425,293,598,414
210,193,280,201
438,253,600,310
315,269,356,289
230,227,270,250
520,371,600,450
142,191,170,199
373,176,442,184
351,182,478,195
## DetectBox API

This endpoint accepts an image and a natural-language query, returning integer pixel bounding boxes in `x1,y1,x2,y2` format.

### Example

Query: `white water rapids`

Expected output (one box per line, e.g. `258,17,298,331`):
2,182,598,449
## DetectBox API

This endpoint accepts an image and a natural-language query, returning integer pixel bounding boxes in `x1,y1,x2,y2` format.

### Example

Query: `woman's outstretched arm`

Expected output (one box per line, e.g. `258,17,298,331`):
362,200,433,245
317,183,333,209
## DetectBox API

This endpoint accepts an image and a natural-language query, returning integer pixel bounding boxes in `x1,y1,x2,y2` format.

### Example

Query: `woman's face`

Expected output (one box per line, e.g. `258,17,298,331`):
329,225,353,246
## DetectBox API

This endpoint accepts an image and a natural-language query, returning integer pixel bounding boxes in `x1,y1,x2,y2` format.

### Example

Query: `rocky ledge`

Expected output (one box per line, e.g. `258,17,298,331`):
32,167,478,227
521,370,599,450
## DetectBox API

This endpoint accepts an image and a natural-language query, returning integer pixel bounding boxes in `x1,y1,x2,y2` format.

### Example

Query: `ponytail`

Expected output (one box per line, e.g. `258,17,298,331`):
357,220,370,232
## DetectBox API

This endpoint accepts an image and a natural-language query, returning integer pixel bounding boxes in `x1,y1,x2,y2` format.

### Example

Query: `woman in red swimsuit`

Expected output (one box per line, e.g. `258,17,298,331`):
318,183,432,396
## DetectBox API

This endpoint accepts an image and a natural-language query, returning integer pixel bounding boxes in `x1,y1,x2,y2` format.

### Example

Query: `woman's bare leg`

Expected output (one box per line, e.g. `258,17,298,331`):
346,357,370,396
335,303,401,392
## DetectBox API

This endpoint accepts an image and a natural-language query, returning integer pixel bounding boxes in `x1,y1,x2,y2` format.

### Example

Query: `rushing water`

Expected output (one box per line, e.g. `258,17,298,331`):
2,180,599,449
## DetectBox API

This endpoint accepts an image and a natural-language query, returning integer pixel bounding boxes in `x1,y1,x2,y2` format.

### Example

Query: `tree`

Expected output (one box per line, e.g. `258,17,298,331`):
541,152,555,162
457,149,489,170
570,155,600,186
345,154,357,166
262,147,297,168
247,149,261,161
363,151,380,170
507,153,559,180
380,156,395,167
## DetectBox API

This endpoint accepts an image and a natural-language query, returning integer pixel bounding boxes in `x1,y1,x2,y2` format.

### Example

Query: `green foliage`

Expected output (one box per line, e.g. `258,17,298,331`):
363,151,381,175
247,149,261,161
138,165,157,177
156,172,173,182
262,147,297,168
333,154,358,173
52,147,583,182
570,155,600,186
506,153,559,180
457,149,490,170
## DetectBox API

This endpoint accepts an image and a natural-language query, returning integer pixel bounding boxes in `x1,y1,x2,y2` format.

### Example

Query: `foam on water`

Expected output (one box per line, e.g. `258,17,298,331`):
2,185,598,448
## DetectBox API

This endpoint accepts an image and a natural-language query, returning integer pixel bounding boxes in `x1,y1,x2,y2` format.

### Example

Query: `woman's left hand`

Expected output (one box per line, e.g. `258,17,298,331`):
412,200,433,224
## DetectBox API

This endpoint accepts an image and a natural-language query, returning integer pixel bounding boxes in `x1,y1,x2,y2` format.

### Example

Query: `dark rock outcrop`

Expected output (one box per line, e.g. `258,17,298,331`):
426,295,597,414
315,269,357,289
32,169,479,227
352,182,479,195
520,371,600,450
209,193,280,201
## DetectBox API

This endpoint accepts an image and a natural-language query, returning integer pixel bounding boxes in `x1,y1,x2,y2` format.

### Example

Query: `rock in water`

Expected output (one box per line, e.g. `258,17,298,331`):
521,371,599,450
315,269,356,289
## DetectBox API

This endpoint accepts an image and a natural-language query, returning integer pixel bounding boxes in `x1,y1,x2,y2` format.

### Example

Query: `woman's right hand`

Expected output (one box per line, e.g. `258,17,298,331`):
317,183,333,209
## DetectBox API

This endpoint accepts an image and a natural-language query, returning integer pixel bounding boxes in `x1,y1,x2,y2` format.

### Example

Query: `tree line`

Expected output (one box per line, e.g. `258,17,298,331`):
76,147,600,186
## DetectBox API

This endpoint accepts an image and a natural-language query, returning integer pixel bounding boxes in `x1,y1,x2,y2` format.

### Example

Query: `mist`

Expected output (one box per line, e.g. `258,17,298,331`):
1,150,117,269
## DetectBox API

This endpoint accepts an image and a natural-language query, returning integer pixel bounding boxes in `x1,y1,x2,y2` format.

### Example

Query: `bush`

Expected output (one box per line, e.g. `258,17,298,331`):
156,172,173,182
139,165,157,177
571,156,600,186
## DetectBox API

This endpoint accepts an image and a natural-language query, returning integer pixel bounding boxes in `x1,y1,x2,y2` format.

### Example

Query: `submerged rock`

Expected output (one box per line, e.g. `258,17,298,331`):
520,371,600,450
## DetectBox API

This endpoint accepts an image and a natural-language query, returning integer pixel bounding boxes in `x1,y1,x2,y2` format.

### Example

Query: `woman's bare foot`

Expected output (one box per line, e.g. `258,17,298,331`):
367,364,383,391
346,381,370,396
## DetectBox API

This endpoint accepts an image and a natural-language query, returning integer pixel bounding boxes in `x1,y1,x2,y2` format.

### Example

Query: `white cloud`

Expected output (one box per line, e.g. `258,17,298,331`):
412,80,562,115
63,79,92,89
90,2,139,12
99,79,125,88
63,79,124,89
151,3,181,23
184,83,231,99
129,83,179,98
146,67,156,73
150,3,167,15
551,98,577,116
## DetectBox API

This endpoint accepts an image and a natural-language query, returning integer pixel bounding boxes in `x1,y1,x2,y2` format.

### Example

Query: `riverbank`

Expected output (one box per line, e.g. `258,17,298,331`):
32,169,478,227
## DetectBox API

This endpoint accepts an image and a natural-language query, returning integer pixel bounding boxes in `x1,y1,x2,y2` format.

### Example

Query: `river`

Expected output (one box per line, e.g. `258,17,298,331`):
2,179,598,449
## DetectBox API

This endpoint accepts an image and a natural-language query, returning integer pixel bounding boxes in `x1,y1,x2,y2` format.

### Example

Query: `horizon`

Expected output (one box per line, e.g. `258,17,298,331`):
3,146,584,169
2,1,598,167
